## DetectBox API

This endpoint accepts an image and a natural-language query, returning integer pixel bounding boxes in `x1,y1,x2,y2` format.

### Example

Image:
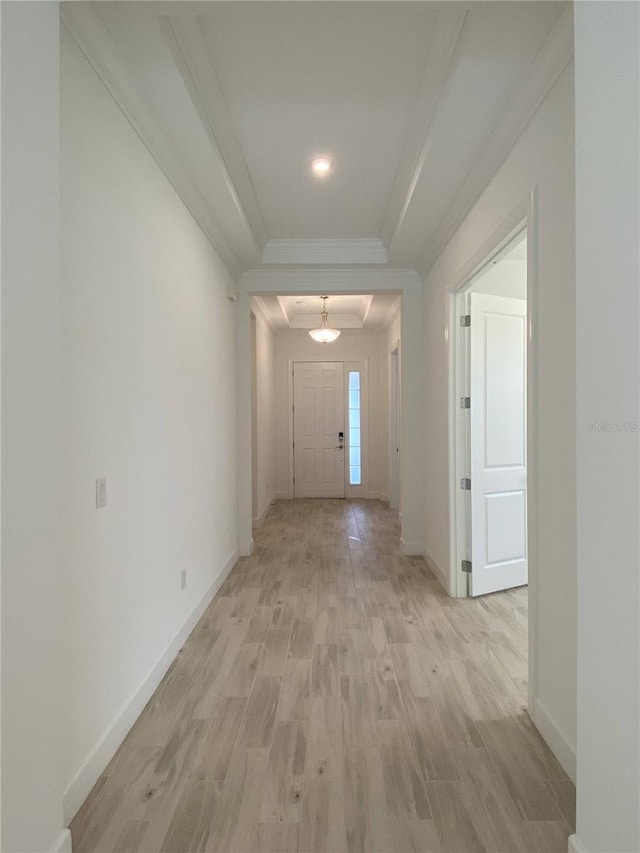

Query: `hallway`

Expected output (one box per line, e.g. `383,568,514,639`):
71,500,574,853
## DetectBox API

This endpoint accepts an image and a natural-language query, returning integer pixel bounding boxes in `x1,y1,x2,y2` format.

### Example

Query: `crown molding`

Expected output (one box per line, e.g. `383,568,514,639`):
381,6,468,251
162,15,269,250
360,293,374,325
262,239,388,266
240,268,422,293
418,4,574,276
61,4,243,277
288,313,368,330
249,295,276,331
383,298,401,330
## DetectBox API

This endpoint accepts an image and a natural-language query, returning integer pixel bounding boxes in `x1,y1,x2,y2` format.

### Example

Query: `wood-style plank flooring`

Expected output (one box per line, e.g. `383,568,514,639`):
71,499,575,852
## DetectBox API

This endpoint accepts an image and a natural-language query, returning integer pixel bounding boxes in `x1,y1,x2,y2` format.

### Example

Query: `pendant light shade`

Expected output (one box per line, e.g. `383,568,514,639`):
309,296,341,343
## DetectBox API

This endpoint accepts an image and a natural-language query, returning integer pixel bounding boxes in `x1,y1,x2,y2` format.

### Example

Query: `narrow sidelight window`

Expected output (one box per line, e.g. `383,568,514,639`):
348,371,361,485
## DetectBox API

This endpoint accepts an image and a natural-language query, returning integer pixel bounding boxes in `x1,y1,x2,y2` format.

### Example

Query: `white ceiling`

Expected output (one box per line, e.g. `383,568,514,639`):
63,1,571,276
253,293,400,331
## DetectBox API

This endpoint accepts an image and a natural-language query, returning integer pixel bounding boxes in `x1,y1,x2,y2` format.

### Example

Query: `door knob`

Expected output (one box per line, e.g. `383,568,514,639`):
336,445,344,450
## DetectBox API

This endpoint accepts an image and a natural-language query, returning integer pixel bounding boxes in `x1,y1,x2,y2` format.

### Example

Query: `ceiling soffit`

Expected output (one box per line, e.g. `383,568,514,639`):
64,2,573,274
252,292,399,332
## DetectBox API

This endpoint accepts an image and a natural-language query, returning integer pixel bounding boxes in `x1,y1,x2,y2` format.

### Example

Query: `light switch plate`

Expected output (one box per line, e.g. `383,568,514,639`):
96,477,107,509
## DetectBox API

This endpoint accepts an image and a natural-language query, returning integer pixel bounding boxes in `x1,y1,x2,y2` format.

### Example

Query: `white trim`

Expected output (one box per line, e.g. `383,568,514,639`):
239,538,254,557
367,491,381,500
240,268,421,292
383,299,401,330
52,829,72,853
424,551,450,595
275,490,292,500
252,496,275,529
62,547,239,824
287,313,370,331
161,15,269,250
568,835,588,853
60,4,246,279
379,492,390,504
262,238,387,266
345,360,369,499
381,7,468,250
288,359,294,497
420,6,573,275
446,192,539,720
400,538,424,556
531,698,576,784
250,295,276,332
388,340,401,512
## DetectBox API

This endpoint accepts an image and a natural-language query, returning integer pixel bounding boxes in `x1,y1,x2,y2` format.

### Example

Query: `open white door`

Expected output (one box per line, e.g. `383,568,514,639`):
293,362,345,498
469,293,527,596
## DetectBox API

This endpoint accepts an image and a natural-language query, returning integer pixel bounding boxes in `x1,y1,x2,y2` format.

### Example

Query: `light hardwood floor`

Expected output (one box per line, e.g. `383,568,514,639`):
71,499,575,852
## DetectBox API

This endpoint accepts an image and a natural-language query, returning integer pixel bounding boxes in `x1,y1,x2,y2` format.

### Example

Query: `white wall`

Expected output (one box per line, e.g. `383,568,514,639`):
378,307,401,503
252,310,276,524
573,4,640,851
422,63,576,774
60,28,239,821
470,258,527,299
1,4,69,851
273,329,383,498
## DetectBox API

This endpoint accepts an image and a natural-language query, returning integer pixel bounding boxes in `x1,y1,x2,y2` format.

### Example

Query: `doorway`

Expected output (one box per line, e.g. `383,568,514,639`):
389,344,400,510
291,359,368,499
292,361,346,498
452,229,529,597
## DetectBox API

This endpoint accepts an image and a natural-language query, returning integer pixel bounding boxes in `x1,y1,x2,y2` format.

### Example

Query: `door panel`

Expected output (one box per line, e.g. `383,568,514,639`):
294,362,345,498
470,294,527,596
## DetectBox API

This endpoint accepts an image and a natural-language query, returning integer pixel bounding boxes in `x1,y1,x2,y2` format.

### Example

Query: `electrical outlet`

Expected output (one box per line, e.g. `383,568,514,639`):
96,477,107,509
180,569,187,591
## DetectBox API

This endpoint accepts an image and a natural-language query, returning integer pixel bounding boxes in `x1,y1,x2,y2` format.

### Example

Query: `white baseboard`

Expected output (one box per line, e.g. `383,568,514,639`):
367,491,381,500
239,538,254,557
423,550,450,595
379,492,390,505
400,538,424,556
63,548,238,824
53,829,72,853
568,835,587,853
531,698,576,784
252,496,275,530
275,490,292,500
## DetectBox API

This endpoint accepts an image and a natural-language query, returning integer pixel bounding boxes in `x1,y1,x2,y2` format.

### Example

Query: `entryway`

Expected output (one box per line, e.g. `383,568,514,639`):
292,360,367,499
452,228,529,598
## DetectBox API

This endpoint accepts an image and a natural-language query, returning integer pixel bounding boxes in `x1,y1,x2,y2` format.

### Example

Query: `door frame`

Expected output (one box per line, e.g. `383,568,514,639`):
447,190,539,717
288,359,369,499
389,341,400,510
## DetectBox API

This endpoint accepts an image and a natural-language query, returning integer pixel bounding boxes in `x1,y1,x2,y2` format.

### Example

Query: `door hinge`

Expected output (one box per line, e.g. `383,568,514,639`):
460,396,471,409
461,560,472,573
460,314,471,327
460,477,471,490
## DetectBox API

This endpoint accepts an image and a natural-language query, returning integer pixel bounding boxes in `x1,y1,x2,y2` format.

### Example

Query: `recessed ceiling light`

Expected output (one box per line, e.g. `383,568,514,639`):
310,157,333,177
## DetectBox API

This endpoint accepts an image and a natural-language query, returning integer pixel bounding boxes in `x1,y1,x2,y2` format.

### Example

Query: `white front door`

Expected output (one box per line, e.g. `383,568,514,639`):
293,362,345,498
469,293,527,596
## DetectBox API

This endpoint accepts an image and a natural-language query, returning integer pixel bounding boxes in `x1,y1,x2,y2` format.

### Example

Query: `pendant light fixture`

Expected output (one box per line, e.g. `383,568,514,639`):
309,296,341,343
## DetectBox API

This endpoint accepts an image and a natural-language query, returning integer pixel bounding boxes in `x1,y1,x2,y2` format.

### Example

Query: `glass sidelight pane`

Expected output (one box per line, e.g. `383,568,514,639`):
348,371,361,486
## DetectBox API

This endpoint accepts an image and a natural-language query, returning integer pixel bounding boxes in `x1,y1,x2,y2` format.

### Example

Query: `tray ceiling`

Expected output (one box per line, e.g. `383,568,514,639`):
63,1,571,276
